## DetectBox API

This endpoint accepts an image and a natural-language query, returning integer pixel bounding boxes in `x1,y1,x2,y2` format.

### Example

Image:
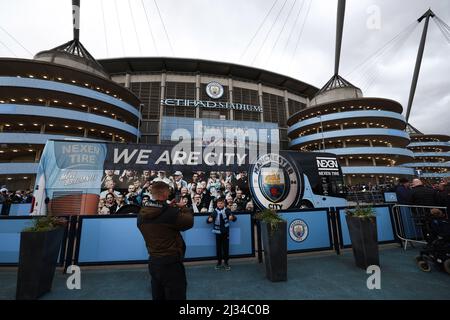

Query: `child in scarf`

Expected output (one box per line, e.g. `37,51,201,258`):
207,197,237,270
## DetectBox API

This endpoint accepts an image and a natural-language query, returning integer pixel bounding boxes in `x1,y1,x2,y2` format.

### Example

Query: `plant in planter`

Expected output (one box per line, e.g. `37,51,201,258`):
345,206,379,269
16,215,67,300
255,209,287,282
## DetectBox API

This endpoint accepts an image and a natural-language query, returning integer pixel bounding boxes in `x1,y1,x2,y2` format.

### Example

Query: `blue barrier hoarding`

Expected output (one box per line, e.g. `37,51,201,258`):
184,213,253,260
76,216,148,264
279,210,332,253
338,206,395,247
8,204,32,216
0,203,31,216
0,217,67,266
75,213,254,264
0,218,34,264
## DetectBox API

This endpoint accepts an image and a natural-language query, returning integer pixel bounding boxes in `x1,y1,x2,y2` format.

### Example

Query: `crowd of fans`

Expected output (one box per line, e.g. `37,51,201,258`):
0,188,33,204
2,176,449,216
0,187,33,215
97,170,255,215
394,177,450,214
343,183,395,193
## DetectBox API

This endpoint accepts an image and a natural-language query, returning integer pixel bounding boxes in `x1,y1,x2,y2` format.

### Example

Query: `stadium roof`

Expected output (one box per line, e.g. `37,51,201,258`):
99,57,319,99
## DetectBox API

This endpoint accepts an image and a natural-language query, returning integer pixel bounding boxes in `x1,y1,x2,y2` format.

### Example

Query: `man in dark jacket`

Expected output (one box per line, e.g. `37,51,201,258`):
411,178,437,206
395,178,412,204
0,188,11,216
436,179,450,217
137,181,194,300
236,171,249,195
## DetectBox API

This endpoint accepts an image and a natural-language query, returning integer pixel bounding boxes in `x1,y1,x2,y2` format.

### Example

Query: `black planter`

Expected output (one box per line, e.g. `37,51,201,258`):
345,215,379,269
260,221,287,282
16,227,65,300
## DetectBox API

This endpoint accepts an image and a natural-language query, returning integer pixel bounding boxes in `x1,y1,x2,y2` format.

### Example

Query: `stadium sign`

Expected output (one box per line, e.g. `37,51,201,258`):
161,98,263,113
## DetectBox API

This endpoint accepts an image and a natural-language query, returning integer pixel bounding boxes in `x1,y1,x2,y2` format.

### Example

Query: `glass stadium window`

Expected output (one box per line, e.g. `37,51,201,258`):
262,93,286,126
288,99,306,117
164,82,196,118
130,82,161,120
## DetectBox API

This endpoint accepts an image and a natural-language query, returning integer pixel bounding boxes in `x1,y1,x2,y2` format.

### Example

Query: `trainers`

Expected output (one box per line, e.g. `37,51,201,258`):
215,264,222,270
224,264,231,271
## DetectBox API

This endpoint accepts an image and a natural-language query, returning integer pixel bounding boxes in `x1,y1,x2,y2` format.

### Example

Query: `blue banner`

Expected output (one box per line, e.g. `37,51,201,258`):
32,140,347,216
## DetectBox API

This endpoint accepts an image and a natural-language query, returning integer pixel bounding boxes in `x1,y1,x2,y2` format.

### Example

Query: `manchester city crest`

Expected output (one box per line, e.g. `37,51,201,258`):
259,167,289,203
289,219,309,242
250,153,303,210
206,81,224,99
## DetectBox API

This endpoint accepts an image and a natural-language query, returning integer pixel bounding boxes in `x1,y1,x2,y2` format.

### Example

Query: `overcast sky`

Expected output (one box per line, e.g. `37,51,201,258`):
0,0,449,135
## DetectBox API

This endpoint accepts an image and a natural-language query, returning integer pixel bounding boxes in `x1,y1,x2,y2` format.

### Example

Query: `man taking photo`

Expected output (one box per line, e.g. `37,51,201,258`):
137,181,194,300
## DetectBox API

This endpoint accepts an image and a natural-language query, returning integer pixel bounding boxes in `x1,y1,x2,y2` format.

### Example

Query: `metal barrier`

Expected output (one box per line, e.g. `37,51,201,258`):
392,204,448,250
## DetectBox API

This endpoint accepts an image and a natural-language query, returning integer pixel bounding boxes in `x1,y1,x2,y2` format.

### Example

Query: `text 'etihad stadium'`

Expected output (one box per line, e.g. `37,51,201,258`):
161,98,263,112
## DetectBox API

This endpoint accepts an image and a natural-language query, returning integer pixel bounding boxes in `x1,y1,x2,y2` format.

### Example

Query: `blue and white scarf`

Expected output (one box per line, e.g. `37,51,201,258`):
212,208,229,234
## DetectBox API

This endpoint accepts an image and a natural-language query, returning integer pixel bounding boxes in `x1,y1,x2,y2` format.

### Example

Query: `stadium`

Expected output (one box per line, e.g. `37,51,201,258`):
0,0,447,194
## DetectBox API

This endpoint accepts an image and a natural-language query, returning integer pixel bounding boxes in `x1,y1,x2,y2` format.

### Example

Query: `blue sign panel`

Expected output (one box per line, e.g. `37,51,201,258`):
77,217,148,263
77,213,253,264
279,210,331,252
0,218,33,263
384,192,398,203
338,206,395,246
184,214,253,259
8,204,32,216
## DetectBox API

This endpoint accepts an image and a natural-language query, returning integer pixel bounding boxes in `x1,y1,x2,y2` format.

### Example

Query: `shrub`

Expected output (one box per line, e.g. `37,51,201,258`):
255,209,285,235
345,205,376,221
23,216,67,232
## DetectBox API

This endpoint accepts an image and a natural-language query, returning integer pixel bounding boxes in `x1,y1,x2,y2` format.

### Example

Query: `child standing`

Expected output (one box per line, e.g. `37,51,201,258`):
207,198,236,270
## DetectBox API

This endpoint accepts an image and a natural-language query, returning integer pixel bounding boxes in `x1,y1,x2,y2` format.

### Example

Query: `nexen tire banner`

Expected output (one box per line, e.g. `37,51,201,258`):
33,141,107,215
32,140,345,215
